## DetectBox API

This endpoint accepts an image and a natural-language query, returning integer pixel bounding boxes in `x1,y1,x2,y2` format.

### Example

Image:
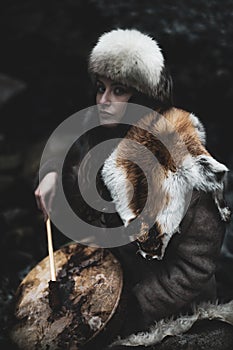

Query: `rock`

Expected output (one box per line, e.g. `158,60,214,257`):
0,74,26,108
0,154,22,172
1,208,30,229
0,175,15,192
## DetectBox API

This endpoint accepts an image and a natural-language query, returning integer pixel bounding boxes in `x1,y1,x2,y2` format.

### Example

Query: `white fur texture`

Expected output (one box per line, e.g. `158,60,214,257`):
102,150,230,259
157,154,228,233
101,149,136,226
189,113,206,145
110,300,233,347
89,28,164,98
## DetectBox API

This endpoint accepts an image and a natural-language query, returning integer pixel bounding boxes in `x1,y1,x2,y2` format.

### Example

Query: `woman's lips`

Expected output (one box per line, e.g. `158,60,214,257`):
99,111,113,116
99,111,116,122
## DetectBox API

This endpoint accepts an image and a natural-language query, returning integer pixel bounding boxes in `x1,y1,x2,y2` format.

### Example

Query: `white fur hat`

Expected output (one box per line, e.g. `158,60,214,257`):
88,28,166,99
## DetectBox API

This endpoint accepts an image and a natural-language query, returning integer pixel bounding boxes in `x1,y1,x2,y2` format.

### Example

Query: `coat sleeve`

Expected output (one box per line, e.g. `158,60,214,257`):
132,191,226,326
34,138,82,189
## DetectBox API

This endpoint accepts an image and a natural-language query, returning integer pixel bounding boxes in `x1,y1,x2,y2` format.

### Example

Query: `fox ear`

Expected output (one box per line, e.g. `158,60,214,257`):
189,113,206,145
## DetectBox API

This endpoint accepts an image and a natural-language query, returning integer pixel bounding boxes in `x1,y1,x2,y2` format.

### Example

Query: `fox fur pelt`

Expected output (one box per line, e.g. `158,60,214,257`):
101,107,231,259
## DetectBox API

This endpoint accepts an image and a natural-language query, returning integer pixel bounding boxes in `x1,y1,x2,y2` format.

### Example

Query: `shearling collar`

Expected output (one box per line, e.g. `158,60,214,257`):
111,300,233,347
101,107,231,259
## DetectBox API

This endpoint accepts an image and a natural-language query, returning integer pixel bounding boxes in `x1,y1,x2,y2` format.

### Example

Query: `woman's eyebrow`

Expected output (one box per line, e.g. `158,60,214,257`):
111,82,124,87
96,79,126,88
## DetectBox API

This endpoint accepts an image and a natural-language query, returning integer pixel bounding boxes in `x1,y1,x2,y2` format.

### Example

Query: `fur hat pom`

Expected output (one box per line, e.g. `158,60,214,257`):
88,28,165,98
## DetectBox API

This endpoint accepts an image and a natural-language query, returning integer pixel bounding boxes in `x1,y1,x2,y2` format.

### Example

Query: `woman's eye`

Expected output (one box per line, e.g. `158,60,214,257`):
114,87,127,96
96,85,105,94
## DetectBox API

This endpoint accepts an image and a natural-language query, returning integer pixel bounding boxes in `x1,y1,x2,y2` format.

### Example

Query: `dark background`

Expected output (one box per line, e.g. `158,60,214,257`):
0,0,233,348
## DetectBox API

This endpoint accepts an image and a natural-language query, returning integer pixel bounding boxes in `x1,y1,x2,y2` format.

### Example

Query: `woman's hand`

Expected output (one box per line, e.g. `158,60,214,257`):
34,172,58,220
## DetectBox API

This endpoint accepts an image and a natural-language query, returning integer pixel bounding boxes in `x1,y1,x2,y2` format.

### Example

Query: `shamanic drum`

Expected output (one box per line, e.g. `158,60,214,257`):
10,243,125,350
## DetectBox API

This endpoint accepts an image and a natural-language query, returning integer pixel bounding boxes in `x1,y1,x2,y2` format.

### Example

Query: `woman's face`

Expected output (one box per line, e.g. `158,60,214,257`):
95,76,133,126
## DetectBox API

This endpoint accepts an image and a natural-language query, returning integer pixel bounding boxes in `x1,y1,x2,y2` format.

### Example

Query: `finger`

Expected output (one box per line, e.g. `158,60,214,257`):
42,209,48,222
39,195,49,221
34,190,42,211
47,191,56,215
34,191,48,221
41,203,48,222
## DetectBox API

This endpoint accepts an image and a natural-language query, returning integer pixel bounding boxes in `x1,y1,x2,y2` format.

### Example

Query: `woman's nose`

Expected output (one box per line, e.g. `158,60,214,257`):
99,90,111,105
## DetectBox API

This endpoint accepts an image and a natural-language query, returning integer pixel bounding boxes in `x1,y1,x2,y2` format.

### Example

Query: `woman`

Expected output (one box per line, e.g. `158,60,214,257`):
35,28,232,348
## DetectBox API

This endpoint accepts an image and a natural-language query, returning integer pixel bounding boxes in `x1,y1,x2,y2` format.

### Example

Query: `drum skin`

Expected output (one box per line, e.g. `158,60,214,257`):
10,243,124,350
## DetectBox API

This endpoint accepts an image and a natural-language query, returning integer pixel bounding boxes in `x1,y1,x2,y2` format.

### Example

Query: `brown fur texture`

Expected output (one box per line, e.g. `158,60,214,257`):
101,108,231,259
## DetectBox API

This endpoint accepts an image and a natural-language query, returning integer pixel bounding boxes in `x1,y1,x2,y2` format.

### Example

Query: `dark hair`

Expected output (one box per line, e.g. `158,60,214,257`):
128,67,173,112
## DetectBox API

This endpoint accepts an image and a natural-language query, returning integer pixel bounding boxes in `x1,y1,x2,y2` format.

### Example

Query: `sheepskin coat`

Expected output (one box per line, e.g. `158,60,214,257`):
109,189,226,335
98,106,231,337
38,106,231,342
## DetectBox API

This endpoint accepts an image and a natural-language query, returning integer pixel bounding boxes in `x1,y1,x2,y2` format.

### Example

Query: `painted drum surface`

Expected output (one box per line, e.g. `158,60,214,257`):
10,243,124,350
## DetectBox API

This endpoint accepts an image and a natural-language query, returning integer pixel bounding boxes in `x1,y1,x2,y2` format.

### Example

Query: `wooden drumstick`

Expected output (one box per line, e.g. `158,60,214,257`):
46,217,56,281
46,218,61,311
